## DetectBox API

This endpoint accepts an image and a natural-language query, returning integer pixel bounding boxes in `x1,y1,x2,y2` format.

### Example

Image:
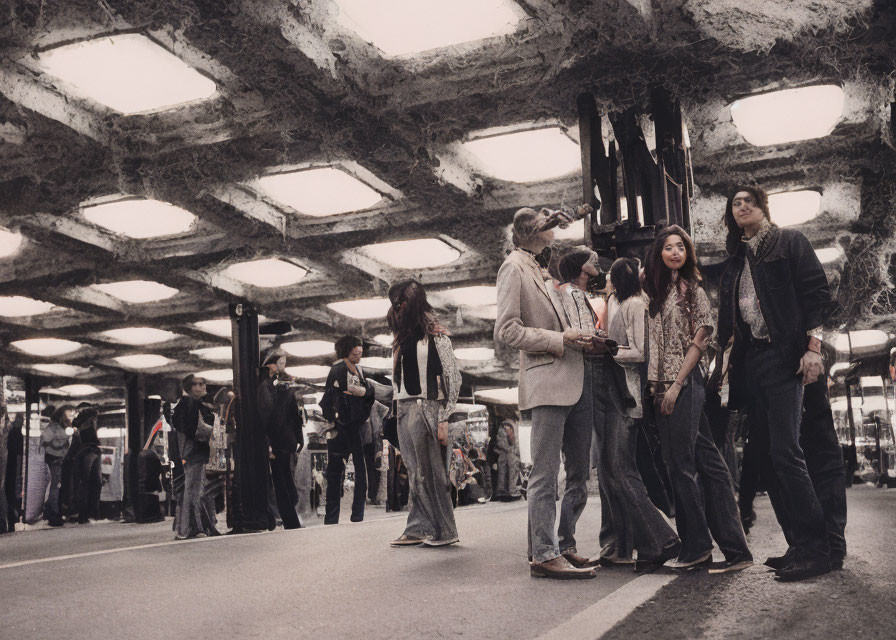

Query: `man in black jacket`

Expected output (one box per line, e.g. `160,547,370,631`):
258,350,304,530
320,336,374,524
716,185,838,582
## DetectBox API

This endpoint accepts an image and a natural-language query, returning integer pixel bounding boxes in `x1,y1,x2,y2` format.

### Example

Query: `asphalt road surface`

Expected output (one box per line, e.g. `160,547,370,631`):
1,486,893,639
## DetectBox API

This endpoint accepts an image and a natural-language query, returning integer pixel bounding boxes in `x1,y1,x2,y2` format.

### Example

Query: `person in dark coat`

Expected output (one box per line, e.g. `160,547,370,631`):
4,412,23,532
320,336,375,524
72,407,102,524
172,375,215,539
258,350,304,530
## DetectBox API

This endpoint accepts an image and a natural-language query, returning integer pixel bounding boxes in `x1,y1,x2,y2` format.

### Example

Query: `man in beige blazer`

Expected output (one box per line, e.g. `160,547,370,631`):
494,206,596,579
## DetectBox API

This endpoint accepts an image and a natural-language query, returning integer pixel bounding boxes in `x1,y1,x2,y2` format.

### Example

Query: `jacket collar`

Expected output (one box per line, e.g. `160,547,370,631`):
507,249,569,328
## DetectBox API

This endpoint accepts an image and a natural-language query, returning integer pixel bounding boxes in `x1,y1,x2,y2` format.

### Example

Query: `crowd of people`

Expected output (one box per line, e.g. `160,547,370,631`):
1,185,849,588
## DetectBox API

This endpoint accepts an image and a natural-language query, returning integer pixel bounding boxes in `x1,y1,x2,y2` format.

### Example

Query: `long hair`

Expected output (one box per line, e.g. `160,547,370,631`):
387,279,444,347
723,185,771,255
609,257,641,302
643,225,702,317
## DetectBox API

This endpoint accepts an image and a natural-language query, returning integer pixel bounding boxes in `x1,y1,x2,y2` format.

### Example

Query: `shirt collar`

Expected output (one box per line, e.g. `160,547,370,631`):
743,218,772,251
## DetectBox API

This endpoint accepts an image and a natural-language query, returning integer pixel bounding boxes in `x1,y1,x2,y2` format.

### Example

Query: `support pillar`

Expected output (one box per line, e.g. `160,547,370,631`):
230,302,268,531
123,372,145,522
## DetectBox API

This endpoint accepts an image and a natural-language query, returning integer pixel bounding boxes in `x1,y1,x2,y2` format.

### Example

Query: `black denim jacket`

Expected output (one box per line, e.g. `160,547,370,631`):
717,227,833,408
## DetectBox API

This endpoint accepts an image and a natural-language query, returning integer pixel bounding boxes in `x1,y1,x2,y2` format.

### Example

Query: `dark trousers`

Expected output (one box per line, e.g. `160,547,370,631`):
44,455,64,524
75,448,102,523
655,369,751,562
741,343,829,560
325,425,366,524
363,441,380,502
270,450,301,529
743,379,847,560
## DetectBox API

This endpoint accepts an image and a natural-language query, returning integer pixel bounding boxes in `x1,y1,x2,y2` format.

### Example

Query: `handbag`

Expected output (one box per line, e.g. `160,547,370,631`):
382,400,400,450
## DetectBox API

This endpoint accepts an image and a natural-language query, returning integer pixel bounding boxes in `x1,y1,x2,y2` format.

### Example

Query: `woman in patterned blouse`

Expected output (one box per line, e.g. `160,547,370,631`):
643,225,752,573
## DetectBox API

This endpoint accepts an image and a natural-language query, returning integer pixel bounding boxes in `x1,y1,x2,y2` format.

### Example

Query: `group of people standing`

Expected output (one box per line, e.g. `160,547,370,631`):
491,185,846,582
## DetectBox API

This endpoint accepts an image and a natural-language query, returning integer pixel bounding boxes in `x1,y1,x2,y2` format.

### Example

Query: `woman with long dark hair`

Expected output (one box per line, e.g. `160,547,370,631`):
597,257,680,566
364,278,461,546
643,225,752,573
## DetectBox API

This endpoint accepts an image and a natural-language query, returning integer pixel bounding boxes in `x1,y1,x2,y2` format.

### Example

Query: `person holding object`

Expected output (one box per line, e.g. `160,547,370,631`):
172,374,215,539
350,279,461,547
258,350,304,530
494,205,598,580
714,186,835,581
320,336,374,524
643,225,752,574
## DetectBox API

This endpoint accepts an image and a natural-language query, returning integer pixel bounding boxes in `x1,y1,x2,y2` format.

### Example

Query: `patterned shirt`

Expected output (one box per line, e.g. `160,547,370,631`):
738,220,773,339
648,281,714,383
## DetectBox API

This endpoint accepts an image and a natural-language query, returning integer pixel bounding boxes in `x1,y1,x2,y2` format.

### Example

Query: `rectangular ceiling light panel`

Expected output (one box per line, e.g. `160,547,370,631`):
82,198,196,239
358,238,461,269
767,190,822,227
251,167,383,217
327,298,392,320
462,127,581,183
101,327,178,345
729,85,845,146
223,258,308,288
280,340,335,358
11,338,83,356
333,0,521,57
0,228,23,258
0,296,56,317
114,354,172,369
92,280,179,304
38,34,217,115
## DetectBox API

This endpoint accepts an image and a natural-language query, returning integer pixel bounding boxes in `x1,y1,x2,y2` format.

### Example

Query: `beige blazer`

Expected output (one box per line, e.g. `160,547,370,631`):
494,250,584,411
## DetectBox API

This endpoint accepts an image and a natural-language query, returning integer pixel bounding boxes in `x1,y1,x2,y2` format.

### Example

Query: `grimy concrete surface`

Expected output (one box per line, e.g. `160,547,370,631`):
1,487,894,639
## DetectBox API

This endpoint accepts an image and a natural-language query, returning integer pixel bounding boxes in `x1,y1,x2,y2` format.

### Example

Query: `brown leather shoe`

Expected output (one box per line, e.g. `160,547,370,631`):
562,551,602,569
530,556,597,580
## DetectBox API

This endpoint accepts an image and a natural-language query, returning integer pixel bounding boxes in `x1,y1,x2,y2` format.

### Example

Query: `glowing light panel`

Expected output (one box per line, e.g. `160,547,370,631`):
433,286,497,307
833,330,889,352
280,340,335,358
197,369,233,383
57,384,100,396
114,354,171,369
190,346,232,362
92,280,178,304
32,364,89,377
333,0,521,57
11,338,83,356
815,247,844,264
251,167,382,217
373,334,392,346
0,296,56,317
38,34,217,115
359,239,461,269
101,327,178,345
462,127,580,183
729,85,844,146
285,365,330,380
83,198,196,239
327,298,391,320
224,258,308,288
0,228,23,258
768,190,822,227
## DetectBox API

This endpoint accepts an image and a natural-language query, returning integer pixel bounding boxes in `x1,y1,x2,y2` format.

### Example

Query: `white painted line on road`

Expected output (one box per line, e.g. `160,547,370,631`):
535,572,677,640
0,531,265,571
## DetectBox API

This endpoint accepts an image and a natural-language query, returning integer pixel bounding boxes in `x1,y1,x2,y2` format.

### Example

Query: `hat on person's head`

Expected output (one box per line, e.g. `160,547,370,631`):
261,348,285,367
41,405,56,419
76,401,94,411
72,407,98,429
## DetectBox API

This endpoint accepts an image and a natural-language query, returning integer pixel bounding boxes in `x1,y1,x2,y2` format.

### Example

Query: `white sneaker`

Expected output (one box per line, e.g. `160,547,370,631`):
422,536,459,547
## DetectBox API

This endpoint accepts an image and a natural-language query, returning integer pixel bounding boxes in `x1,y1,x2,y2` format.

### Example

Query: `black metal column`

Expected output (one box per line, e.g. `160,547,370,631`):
230,302,268,531
20,376,38,524
124,372,145,522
